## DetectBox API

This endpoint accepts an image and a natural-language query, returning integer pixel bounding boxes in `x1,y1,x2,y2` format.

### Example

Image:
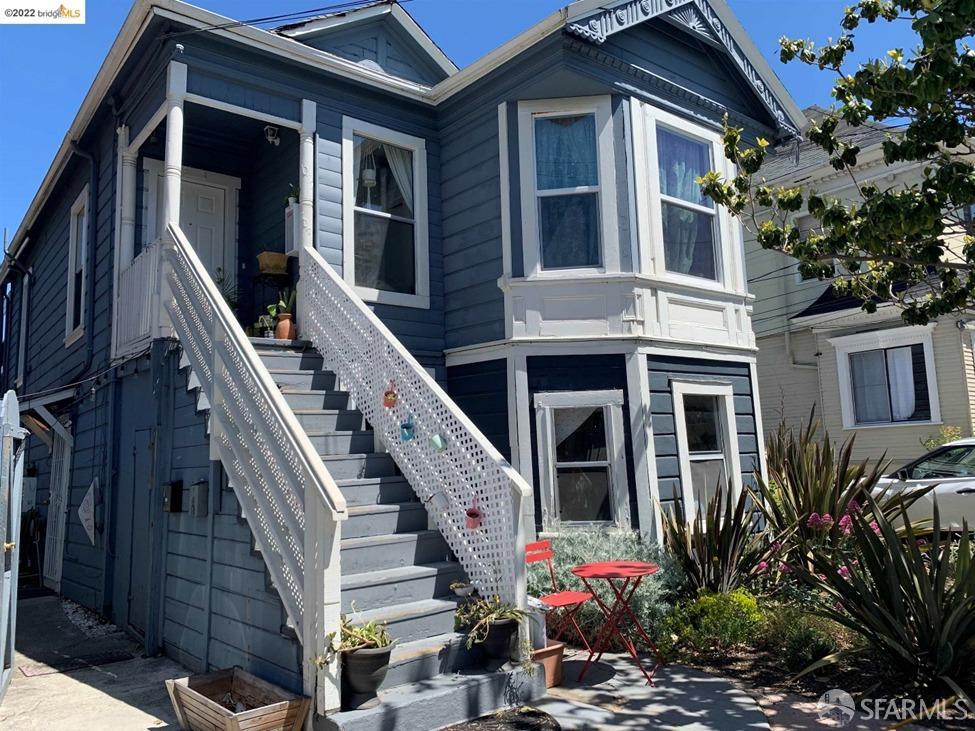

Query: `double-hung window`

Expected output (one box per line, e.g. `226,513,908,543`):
342,117,429,309
534,390,629,529
831,326,940,428
518,97,618,276
672,380,742,523
65,187,88,346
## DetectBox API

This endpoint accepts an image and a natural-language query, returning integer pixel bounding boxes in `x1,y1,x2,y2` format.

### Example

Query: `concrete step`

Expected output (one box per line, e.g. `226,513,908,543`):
349,598,460,644
335,476,416,506
249,337,312,351
340,530,449,575
317,666,545,731
321,453,398,480
279,388,351,411
294,410,367,433
302,429,374,455
345,502,428,539
341,561,464,611
267,368,337,390
380,632,476,689
257,350,325,371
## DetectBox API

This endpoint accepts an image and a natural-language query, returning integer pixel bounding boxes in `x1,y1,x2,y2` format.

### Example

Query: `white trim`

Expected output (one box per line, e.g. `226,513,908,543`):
341,116,430,309
498,102,512,279
517,96,619,278
829,324,941,429
671,379,742,524
625,351,661,539
533,389,630,530
14,269,30,389
632,100,742,293
184,93,301,131
749,361,768,483
65,187,89,348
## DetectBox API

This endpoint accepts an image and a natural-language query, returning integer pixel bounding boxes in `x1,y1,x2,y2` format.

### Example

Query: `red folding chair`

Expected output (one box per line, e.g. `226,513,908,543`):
526,539,594,652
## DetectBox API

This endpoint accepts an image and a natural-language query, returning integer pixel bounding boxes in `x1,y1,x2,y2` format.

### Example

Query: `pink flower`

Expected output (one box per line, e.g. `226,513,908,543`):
837,565,851,579
771,541,782,553
916,538,928,546
839,514,853,535
757,561,769,573
778,562,792,574
846,499,862,515
834,600,845,612
807,513,823,528
869,520,881,535
820,513,834,529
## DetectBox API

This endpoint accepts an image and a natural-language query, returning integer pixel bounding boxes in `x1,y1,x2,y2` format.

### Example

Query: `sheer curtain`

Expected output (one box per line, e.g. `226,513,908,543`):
534,115,597,189
850,350,892,423
886,346,916,420
658,132,706,275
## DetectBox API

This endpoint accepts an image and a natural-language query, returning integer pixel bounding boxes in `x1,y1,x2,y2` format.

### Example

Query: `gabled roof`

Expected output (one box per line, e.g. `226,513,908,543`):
274,1,457,79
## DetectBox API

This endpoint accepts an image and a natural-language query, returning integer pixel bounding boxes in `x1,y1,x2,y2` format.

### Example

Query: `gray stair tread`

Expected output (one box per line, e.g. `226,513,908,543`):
278,387,350,396
334,475,409,486
250,337,313,349
321,452,390,462
340,529,441,550
296,428,371,436
347,502,424,518
388,632,466,665
340,560,459,590
351,597,460,625
267,367,333,375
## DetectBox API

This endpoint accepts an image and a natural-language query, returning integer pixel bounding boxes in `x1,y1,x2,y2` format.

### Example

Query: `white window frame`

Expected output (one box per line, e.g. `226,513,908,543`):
829,324,941,429
341,116,430,309
517,96,619,278
632,102,739,292
672,380,743,524
65,187,88,347
15,268,30,389
534,389,630,531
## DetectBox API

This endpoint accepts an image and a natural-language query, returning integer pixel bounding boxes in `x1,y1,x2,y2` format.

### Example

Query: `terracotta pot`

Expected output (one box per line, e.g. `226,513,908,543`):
275,313,295,340
480,619,518,669
532,639,565,688
341,646,392,711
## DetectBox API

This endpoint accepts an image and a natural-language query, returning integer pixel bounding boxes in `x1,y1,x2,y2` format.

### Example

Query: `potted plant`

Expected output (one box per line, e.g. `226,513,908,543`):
450,580,476,598
320,616,394,711
286,183,299,207
267,289,296,340
455,596,526,669
532,639,565,688
256,314,276,339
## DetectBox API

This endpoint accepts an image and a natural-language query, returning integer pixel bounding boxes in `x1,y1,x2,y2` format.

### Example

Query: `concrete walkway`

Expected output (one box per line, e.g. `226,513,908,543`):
534,650,770,731
0,596,186,730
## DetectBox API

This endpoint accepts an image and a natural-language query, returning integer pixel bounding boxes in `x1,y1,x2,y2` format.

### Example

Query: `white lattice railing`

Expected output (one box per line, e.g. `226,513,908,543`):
158,225,347,661
115,240,160,357
299,245,531,608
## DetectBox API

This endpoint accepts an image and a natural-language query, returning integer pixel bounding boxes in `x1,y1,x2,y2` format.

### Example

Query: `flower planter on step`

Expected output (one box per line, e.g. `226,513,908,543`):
341,645,393,710
480,618,518,669
532,639,565,688
165,666,310,731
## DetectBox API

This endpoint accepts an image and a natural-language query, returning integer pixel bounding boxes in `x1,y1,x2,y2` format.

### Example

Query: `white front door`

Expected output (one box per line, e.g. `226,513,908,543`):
180,180,232,288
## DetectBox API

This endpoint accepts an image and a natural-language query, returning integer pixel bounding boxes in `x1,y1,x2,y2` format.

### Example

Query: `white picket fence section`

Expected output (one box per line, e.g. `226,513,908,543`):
299,245,531,608
158,224,347,709
115,240,160,357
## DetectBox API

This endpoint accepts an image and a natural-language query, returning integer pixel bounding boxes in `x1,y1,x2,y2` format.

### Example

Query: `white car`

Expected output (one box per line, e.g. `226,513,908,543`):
876,438,975,532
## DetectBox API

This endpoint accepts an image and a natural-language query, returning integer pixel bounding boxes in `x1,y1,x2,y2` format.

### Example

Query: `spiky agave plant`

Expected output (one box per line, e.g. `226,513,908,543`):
661,481,771,595
793,498,975,704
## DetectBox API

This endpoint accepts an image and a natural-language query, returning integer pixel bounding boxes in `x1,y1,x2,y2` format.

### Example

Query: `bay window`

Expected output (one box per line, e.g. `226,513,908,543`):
830,325,941,429
518,97,618,277
342,117,429,308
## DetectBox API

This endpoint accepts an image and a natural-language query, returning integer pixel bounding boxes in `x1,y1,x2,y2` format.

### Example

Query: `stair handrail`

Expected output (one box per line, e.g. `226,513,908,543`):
158,224,346,668
299,244,531,609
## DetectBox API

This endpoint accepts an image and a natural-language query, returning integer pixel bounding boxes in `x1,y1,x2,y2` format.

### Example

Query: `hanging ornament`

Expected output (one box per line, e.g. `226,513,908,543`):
383,380,398,408
399,415,415,442
430,433,447,452
466,495,483,530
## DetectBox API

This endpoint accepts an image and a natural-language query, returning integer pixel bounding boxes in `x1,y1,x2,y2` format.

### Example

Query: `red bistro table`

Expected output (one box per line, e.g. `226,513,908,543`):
570,561,665,685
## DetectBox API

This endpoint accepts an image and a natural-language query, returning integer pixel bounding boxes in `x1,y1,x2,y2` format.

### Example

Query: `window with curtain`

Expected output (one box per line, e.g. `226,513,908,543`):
849,343,931,424
533,113,601,269
552,406,612,523
352,134,416,295
66,189,88,340
683,394,727,510
656,127,719,280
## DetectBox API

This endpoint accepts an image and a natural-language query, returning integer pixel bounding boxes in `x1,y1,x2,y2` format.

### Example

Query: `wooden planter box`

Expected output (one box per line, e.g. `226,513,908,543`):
166,667,310,731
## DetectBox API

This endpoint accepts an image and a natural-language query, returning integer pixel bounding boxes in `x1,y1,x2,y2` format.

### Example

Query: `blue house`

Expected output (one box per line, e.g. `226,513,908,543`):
1,0,803,726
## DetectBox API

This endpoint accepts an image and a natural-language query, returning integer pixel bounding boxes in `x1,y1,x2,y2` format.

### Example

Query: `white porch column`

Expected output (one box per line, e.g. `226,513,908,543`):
162,61,187,228
118,127,137,264
626,351,663,542
298,99,316,253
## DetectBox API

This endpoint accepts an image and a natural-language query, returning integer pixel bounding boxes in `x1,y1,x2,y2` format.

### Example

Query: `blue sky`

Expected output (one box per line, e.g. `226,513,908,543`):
0,0,919,239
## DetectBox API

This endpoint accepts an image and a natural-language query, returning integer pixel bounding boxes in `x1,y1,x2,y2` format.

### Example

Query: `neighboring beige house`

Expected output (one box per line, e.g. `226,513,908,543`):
749,106,975,467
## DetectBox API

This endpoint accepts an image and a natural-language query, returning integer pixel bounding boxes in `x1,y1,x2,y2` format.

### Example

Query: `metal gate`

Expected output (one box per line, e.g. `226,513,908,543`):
41,420,71,592
0,390,26,703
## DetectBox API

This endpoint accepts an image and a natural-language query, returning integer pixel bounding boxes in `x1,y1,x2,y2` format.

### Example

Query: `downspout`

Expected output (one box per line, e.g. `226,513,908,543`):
68,139,99,382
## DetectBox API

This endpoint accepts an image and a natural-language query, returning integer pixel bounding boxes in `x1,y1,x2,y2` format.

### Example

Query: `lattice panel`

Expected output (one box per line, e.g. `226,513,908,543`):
300,247,530,606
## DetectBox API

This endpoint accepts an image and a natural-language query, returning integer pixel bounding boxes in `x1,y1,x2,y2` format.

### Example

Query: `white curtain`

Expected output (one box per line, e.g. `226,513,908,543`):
850,349,891,423
886,346,916,420
383,144,414,216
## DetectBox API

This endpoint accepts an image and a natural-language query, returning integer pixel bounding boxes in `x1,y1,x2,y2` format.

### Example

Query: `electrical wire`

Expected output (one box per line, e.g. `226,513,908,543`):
15,347,150,403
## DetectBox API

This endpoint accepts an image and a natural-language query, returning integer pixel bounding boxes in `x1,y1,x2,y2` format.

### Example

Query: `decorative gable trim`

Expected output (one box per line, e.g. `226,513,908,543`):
567,0,800,134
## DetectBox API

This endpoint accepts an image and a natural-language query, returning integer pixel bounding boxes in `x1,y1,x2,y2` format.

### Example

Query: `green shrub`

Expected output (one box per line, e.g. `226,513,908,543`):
760,605,840,672
525,529,682,649
659,589,763,658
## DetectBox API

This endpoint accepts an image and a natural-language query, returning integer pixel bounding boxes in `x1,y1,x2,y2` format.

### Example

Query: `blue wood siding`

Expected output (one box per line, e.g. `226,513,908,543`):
647,356,760,513
525,354,640,530
446,359,510,461
296,16,448,86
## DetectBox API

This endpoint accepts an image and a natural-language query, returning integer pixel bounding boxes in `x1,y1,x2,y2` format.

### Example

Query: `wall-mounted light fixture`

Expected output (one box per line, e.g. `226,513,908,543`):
264,125,280,147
